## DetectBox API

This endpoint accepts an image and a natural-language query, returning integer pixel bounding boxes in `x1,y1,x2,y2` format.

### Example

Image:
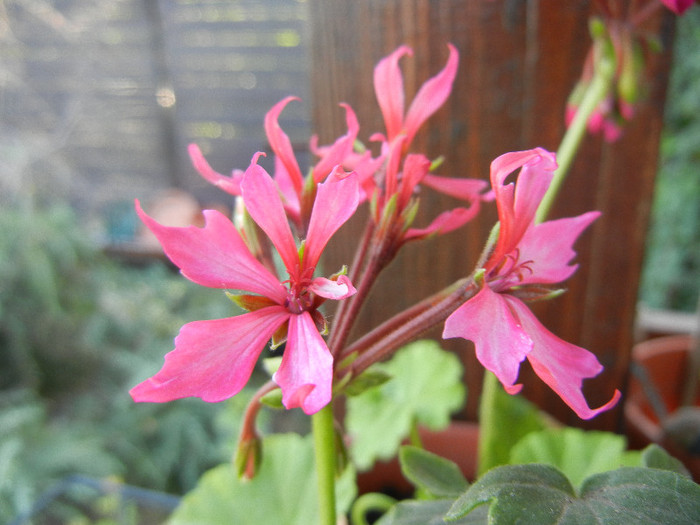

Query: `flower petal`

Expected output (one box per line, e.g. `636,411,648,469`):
518,211,600,284
241,161,300,278
188,143,243,196
660,0,694,15
403,43,459,145
273,311,333,414
135,200,286,303
303,168,360,270
312,103,360,183
404,206,480,241
264,96,304,194
487,148,557,270
506,296,621,419
443,285,531,393
374,45,411,141
421,173,489,202
309,274,356,300
130,307,290,403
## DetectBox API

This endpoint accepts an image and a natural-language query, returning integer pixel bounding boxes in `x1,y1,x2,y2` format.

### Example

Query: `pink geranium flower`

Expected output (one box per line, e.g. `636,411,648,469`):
659,0,695,14
130,156,360,415
443,148,621,419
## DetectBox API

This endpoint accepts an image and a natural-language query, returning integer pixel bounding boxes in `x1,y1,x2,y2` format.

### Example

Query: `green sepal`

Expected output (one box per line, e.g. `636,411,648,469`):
337,350,359,370
344,369,393,397
226,291,277,312
259,388,284,409
353,138,367,154
400,198,421,234
329,264,350,279
379,193,399,232
509,285,565,304
429,155,445,172
588,16,606,40
472,268,486,287
234,434,262,480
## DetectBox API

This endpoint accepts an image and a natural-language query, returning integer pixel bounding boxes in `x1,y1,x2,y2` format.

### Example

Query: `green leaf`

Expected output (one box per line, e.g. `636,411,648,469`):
399,446,469,498
344,369,392,397
377,499,488,525
640,443,692,478
345,340,466,470
508,427,641,488
446,463,700,524
478,372,549,475
168,433,356,525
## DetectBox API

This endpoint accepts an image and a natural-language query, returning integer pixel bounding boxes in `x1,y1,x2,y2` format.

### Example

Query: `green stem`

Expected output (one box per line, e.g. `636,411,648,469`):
477,371,499,476
535,54,614,223
312,402,337,525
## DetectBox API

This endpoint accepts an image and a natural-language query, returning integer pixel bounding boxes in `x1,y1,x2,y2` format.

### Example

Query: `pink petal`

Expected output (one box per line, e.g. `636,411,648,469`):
188,143,243,196
487,148,557,269
659,0,694,14
273,311,333,414
130,307,290,403
507,297,621,419
403,43,459,145
404,205,480,241
303,168,360,270
241,161,300,278
518,211,600,284
443,285,531,394
272,156,302,226
374,45,411,141
264,96,304,194
135,200,286,303
421,173,489,202
309,274,356,300
312,103,360,183
398,154,431,209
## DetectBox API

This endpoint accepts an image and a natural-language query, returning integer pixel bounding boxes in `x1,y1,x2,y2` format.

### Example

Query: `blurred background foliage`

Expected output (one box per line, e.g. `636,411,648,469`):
0,199,277,523
639,7,700,313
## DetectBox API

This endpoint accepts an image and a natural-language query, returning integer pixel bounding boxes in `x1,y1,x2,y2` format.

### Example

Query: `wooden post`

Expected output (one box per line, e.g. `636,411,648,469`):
309,0,675,430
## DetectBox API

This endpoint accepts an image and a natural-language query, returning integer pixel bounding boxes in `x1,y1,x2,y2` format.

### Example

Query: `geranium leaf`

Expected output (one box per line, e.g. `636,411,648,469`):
168,433,356,525
509,427,640,488
640,443,692,478
377,499,488,525
399,445,469,498
446,463,700,524
345,340,466,470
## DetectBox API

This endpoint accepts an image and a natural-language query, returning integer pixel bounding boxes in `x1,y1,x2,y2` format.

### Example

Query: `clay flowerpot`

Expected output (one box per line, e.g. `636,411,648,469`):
356,421,479,497
624,334,700,479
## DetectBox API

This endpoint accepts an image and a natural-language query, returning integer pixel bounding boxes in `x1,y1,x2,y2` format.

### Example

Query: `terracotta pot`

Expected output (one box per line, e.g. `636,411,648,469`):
356,421,479,497
624,334,700,479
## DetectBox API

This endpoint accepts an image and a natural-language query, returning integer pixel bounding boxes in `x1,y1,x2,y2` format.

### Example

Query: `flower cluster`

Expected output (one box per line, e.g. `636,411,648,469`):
131,43,618,423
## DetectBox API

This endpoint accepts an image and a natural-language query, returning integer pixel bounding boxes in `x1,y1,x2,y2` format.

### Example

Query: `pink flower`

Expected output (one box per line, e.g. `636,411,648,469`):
443,148,620,419
659,0,695,14
130,157,360,414
374,43,459,149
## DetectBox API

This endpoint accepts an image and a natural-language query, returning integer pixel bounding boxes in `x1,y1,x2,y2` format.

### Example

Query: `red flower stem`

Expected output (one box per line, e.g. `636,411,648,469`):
327,219,376,352
237,380,277,444
339,278,477,379
328,223,399,356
